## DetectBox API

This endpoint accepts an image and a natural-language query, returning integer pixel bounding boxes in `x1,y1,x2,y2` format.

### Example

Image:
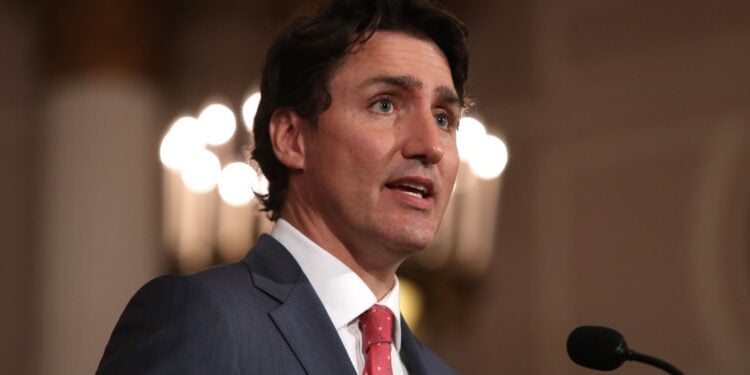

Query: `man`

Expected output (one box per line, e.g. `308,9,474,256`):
98,0,469,373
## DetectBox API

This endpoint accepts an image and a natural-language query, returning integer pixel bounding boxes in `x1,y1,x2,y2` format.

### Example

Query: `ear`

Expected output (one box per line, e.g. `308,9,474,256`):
269,109,306,170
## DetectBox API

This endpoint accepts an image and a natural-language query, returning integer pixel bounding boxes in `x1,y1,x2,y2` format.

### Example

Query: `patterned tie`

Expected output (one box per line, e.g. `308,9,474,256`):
359,305,395,375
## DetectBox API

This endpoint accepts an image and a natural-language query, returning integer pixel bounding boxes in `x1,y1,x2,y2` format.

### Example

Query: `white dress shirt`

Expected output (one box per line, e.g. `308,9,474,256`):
271,219,408,375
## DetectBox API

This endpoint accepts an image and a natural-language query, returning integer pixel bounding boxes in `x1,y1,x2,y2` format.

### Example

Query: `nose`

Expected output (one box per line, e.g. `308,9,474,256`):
401,109,445,165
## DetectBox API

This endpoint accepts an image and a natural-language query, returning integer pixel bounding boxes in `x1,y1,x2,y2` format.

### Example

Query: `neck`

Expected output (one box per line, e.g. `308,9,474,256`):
279,206,403,300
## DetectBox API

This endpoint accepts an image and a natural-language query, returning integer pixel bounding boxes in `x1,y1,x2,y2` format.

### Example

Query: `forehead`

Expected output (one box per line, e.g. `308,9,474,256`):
331,31,455,92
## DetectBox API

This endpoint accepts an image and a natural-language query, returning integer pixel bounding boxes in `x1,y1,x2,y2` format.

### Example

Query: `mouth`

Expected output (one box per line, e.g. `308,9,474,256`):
385,177,434,199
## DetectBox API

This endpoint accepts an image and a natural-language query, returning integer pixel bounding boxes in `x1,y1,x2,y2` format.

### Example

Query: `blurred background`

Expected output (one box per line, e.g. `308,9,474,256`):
2,0,749,374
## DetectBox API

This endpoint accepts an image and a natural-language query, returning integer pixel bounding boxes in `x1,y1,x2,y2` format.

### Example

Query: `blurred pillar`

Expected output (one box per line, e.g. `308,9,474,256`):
0,3,39,375
34,0,163,374
36,78,162,375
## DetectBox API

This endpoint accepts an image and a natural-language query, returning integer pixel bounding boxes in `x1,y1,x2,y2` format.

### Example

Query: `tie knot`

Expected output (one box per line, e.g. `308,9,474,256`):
358,304,394,348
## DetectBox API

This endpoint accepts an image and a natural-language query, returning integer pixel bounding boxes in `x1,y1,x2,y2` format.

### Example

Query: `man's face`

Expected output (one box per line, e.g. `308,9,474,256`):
298,31,461,259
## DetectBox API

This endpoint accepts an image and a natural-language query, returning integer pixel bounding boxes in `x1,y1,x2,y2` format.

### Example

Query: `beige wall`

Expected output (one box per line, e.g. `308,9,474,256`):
0,3,38,375
443,1,750,373
1,0,749,374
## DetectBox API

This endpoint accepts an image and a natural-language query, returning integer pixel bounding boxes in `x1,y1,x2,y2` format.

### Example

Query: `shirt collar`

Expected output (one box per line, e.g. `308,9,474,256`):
271,219,402,350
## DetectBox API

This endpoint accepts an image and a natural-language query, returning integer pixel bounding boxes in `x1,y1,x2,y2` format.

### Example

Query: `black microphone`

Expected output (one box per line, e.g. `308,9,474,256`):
566,325,684,374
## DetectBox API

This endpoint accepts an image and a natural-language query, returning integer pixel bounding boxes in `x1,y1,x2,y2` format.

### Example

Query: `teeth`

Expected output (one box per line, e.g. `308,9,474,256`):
393,182,429,198
400,183,427,193
386,181,431,198
403,190,423,198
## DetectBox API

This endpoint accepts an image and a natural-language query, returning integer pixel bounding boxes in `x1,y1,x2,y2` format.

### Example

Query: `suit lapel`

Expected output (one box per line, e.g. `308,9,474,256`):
400,318,429,375
270,283,356,375
243,235,356,375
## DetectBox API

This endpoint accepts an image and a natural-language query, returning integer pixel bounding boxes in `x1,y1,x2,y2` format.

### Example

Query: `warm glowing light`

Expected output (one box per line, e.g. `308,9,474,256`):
218,162,258,206
181,149,222,193
254,174,269,196
159,116,204,170
469,135,508,180
399,277,424,330
457,116,487,161
198,103,236,146
242,92,261,131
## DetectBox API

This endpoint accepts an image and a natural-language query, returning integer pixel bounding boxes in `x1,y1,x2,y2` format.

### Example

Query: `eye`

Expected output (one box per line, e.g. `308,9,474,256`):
435,112,453,129
371,98,394,114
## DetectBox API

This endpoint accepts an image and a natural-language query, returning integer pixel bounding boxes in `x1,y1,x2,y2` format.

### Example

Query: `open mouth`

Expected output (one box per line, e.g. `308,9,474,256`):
385,181,433,199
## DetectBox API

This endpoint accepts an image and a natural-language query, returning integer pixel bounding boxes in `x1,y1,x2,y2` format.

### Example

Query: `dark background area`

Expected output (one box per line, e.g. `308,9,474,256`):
1,0,749,374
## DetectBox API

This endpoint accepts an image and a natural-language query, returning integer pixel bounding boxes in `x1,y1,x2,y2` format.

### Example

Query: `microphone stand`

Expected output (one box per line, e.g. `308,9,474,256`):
627,349,684,375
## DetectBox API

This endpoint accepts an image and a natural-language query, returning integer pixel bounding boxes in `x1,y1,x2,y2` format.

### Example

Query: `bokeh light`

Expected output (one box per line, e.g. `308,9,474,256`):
181,149,222,193
254,174,269,196
457,116,487,161
399,277,425,330
198,103,236,146
159,116,204,170
218,162,258,206
242,92,261,131
469,135,509,180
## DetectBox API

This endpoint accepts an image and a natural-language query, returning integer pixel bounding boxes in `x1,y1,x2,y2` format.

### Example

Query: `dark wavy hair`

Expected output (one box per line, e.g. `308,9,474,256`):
252,0,470,220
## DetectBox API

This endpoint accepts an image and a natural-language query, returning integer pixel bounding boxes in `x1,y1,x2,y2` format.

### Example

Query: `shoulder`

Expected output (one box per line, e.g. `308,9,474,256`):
129,261,255,314
423,348,458,375
412,341,461,375
97,262,256,374
401,319,461,375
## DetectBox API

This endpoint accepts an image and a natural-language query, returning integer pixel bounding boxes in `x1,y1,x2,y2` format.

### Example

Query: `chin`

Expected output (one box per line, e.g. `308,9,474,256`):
367,214,441,253
383,228,437,253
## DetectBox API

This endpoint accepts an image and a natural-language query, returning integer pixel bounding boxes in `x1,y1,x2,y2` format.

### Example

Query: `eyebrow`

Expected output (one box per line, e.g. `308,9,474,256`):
361,75,422,91
361,74,461,106
436,85,461,107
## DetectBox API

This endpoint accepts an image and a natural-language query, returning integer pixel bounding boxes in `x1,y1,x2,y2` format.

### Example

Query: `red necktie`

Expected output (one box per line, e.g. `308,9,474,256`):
359,305,395,375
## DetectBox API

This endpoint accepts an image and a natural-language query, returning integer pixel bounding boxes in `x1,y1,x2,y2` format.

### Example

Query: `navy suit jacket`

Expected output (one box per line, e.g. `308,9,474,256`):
98,234,459,374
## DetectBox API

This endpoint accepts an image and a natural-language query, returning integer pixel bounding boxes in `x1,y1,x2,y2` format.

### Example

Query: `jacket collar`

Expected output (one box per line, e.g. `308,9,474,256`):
243,235,430,374
242,234,356,375
399,317,430,375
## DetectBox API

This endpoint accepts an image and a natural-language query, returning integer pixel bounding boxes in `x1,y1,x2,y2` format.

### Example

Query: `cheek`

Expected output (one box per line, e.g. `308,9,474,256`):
441,145,460,183
345,136,390,185
315,131,390,191
336,124,393,164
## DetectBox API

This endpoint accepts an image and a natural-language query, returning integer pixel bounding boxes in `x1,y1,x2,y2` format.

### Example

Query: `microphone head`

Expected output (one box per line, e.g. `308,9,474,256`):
567,325,630,371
